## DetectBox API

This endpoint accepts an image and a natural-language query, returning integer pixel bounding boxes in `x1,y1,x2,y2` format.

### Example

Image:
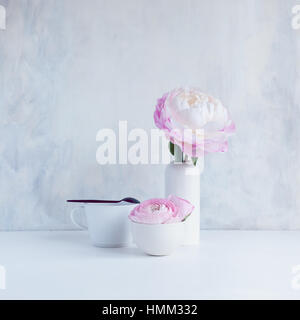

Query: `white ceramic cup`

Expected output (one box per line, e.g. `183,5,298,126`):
70,203,136,247
131,221,184,256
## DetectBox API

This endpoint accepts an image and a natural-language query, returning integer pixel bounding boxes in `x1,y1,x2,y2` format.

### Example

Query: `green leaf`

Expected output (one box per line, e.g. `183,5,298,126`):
174,143,183,162
182,213,191,222
169,141,175,156
191,157,198,166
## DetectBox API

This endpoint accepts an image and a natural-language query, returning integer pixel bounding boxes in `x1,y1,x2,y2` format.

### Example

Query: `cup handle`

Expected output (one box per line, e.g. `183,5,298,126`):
70,206,87,230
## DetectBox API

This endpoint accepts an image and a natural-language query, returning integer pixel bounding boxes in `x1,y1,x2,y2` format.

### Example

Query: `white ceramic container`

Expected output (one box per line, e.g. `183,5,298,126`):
165,160,203,245
70,203,136,247
131,221,184,256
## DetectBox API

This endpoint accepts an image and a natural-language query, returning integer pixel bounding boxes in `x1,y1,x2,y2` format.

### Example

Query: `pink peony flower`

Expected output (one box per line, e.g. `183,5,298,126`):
154,87,235,157
128,195,194,224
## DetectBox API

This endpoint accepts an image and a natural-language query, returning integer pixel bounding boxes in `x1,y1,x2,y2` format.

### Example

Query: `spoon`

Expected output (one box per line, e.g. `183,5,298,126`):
67,197,140,204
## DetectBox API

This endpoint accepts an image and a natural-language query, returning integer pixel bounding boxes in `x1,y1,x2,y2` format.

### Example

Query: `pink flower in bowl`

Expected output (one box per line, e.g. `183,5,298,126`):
154,87,235,157
128,195,194,224
129,195,194,255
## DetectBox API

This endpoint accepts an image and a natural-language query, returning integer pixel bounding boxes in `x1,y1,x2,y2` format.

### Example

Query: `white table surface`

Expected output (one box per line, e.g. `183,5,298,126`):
0,230,300,300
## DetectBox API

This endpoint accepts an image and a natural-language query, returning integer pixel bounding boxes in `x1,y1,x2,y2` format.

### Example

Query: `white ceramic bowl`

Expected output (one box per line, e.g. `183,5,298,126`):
131,221,184,256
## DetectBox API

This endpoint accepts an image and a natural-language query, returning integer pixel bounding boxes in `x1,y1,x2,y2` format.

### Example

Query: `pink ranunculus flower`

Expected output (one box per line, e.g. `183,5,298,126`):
154,87,235,157
128,195,194,224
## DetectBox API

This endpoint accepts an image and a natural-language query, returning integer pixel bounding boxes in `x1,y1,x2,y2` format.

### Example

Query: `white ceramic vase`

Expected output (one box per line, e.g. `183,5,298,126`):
165,160,203,245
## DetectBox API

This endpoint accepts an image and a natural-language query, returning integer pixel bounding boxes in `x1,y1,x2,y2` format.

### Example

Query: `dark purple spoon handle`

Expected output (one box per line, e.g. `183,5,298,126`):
67,197,140,204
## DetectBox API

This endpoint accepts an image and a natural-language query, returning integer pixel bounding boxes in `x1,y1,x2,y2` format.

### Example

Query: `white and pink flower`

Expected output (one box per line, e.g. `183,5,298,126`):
154,87,235,157
128,195,194,224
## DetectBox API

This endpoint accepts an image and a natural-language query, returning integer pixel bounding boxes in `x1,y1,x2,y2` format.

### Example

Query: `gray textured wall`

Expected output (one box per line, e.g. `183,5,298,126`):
0,0,299,230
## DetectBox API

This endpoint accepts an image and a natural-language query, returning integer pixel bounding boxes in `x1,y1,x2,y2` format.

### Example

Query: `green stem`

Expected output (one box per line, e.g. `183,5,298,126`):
174,144,183,163
191,157,198,166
